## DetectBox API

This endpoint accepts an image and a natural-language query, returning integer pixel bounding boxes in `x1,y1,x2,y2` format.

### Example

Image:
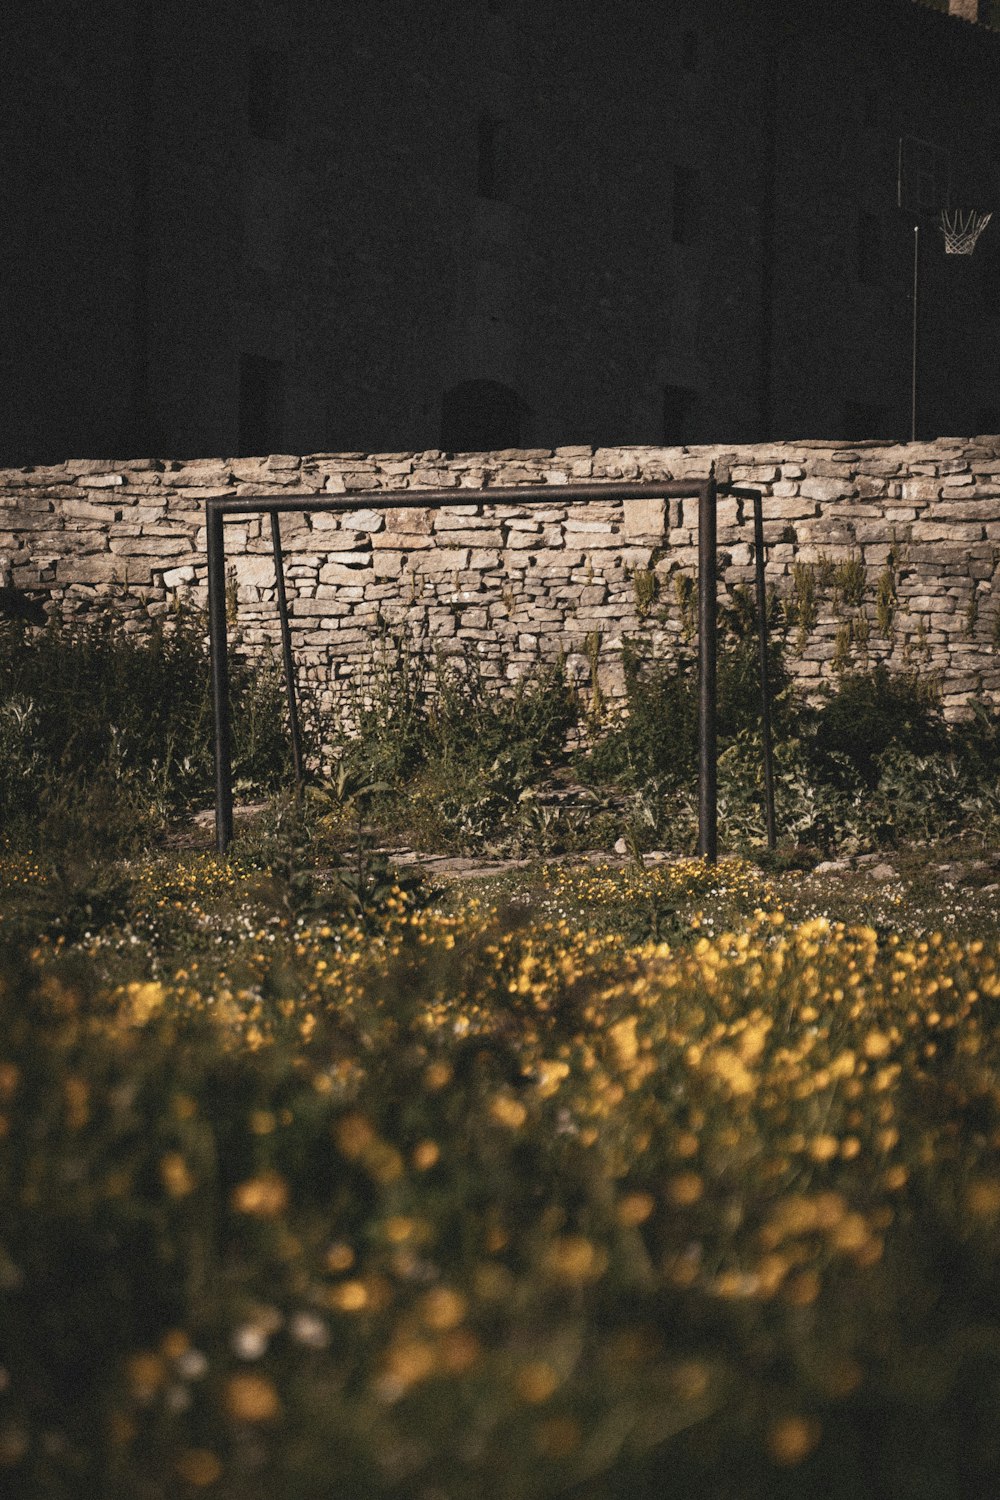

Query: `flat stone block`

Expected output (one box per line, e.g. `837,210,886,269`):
338,509,384,532
371,531,432,550
372,551,405,577
910,521,986,542
78,474,126,489
110,536,190,556
798,478,855,501
56,555,136,583
901,479,943,501
319,562,374,585
763,497,819,520
385,507,433,534
622,498,666,538
412,548,470,574
162,566,198,588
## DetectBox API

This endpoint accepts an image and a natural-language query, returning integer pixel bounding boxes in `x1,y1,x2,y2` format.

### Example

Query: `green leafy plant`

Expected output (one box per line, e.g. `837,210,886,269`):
672,572,697,641
833,554,866,608
808,666,946,789
0,598,293,857
876,564,897,638
630,567,658,619
323,631,579,854
790,561,818,651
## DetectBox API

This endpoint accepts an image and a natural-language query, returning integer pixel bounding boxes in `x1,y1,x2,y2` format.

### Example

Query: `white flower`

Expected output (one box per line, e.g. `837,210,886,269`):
288,1311,330,1350
231,1325,269,1361
176,1349,209,1382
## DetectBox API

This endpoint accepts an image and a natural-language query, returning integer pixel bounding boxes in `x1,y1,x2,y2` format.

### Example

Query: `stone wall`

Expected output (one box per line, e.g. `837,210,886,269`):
3,439,1000,718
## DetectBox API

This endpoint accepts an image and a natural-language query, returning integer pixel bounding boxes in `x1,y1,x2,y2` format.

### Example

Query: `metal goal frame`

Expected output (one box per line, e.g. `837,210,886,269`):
205,477,775,862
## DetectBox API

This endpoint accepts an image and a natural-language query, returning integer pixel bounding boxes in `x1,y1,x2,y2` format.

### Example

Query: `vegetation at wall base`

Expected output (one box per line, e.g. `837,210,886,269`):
4,603,1000,866
0,602,294,860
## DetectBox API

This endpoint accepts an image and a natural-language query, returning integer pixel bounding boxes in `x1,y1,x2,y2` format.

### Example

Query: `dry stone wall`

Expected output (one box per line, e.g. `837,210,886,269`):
3,440,1000,718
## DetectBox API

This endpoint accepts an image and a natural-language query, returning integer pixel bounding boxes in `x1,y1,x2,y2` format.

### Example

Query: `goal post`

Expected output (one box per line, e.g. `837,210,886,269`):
206,476,775,863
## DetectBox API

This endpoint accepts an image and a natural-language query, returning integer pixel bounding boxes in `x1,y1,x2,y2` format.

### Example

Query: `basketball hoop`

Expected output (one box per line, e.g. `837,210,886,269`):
938,207,992,255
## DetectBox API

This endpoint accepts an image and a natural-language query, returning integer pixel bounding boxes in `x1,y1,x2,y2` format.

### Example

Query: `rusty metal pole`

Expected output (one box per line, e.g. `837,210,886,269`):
911,222,920,443
698,477,718,862
752,491,777,850
207,501,234,854
270,512,304,787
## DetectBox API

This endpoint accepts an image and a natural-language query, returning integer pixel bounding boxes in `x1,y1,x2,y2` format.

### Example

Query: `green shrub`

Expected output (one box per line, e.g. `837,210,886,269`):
582,602,791,795
0,600,293,856
809,667,947,788
325,633,578,852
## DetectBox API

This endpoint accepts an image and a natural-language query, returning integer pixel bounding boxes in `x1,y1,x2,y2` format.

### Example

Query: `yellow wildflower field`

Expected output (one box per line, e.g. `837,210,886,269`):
0,854,998,1497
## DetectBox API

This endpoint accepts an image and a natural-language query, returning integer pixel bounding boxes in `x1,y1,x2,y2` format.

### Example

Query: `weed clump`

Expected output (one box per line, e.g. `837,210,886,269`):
809,666,946,787
0,600,292,858
325,632,578,852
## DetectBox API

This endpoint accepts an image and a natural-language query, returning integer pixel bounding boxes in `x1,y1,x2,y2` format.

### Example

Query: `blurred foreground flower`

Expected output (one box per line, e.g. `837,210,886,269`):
231,1171,289,1217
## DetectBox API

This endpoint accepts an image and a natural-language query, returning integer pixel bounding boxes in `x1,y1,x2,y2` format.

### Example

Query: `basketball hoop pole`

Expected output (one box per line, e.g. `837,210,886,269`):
911,222,920,443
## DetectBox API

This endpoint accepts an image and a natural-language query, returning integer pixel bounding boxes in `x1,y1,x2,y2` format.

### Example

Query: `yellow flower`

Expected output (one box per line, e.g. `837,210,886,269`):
617,1191,655,1226
536,1059,571,1098
230,1171,289,1218
767,1415,822,1466
862,1029,892,1060
124,980,166,1025
665,1172,704,1208
325,1242,355,1273
489,1095,527,1129
412,1139,440,1171
543,1235,608,1284
516,1361,560,1404
329,1280,368,1312
334,1113,377,1159
175,1449,223,1487
224,1371,281,1424
126,1351,167,1401
381,1338,437,1391
967,1177,1000,1218
418,1287,467,1331
159,1152,196,1199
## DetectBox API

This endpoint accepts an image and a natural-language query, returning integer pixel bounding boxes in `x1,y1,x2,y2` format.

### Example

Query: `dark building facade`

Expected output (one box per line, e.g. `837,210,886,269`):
3,0,999,465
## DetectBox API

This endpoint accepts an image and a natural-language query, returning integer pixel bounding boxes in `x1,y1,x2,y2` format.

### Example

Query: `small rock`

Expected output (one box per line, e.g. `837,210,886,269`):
614,837,629,855
869,863,897,882
812,860,850,876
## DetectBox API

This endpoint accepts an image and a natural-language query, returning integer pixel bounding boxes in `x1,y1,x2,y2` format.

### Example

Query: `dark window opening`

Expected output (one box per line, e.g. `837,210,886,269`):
662,385,697,444
441,380,530,452
477,114,509,201
681,30,698,71
857,211,882,285
237,354,284,456
841,400,891,441
672,166,700,245
247,47,288,144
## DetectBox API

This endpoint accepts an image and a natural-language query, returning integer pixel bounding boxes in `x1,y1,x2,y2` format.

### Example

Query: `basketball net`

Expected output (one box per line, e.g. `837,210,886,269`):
938,207,992,255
